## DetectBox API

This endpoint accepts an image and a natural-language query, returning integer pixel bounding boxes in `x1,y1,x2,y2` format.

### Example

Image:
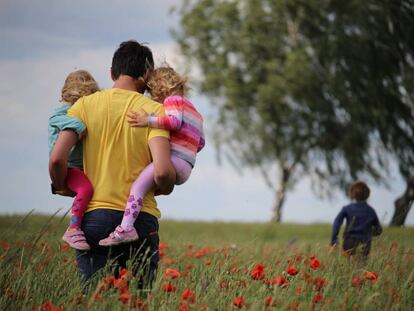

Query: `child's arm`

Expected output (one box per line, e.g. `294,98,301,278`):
331,207,346,245
49,114,85,137
128,96,184,130
197,131,205,152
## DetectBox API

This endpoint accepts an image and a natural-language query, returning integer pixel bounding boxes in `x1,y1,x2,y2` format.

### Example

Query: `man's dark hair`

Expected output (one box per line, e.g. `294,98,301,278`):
111,40,154,80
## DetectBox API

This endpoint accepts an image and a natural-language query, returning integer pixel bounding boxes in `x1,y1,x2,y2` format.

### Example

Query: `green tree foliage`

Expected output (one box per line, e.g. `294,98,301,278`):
174,0,414,223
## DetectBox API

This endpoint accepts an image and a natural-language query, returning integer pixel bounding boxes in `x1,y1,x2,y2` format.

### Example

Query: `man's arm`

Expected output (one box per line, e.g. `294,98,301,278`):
49,130,78,190
148,137,176,195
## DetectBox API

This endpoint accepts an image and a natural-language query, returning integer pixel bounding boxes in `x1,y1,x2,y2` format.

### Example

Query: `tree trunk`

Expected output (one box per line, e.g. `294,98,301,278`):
271,165,292,223
390,173,414,226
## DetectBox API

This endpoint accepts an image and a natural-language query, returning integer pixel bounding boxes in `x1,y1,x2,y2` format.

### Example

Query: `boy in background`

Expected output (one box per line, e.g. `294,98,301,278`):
331,181,382,257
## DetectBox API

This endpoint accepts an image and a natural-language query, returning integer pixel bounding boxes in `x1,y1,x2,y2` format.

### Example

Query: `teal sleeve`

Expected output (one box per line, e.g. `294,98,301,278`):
48,114,86,134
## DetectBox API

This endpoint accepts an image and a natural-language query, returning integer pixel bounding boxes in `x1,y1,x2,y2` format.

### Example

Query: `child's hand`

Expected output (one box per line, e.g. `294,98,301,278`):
127,109,149,127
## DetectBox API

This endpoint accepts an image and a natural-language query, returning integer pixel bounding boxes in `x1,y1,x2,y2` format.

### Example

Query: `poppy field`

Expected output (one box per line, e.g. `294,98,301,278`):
0,215,413,310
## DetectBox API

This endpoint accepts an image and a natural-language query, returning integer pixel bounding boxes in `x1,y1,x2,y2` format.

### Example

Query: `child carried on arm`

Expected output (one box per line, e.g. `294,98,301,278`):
99,66,205,246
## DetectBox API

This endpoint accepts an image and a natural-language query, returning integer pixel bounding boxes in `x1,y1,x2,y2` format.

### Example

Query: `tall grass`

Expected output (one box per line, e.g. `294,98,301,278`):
0,215,413,310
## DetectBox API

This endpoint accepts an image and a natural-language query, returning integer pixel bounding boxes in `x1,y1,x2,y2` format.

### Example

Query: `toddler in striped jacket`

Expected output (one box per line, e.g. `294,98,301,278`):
100,66,205,246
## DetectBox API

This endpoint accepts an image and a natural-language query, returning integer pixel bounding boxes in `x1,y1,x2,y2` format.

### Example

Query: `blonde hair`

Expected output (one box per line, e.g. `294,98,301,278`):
61,70,99,105
146,66,189,103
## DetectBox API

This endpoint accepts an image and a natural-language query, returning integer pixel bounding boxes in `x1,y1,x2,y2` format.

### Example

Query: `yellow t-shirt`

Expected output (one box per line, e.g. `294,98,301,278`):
67,88,169,218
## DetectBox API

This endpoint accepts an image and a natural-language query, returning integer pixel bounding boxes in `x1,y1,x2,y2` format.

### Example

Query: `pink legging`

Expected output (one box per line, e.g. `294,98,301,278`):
120,155,192,230
66,168,94,229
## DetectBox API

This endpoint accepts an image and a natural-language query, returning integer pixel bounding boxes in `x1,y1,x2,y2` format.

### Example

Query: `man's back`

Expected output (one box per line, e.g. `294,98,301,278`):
68,88,169,218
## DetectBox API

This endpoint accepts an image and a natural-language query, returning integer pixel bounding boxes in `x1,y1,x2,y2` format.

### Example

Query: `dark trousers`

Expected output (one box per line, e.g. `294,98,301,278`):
76,209,159,288
343,237,371,257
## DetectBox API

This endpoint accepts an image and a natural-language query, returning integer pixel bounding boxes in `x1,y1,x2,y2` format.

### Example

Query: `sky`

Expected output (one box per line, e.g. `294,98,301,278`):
0,0,412,226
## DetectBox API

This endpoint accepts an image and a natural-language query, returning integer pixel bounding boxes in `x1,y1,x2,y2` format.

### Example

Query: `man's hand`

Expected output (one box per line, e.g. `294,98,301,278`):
127,109,149,127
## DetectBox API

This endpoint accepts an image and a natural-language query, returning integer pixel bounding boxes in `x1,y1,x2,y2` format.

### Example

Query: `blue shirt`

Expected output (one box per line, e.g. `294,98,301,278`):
331,201,382,245
48,104,86,169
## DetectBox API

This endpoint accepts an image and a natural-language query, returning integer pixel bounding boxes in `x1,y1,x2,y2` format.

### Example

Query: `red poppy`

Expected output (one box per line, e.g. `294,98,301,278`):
159,242,167,250
233,296,244,309
265,296,273,306
251,263,265,280
114,278,128,291
1,241,10,250
271,275,288,287
182,288,196,303
313,277,326,291
313,293,323,304
295,287,303,295
162,282,177,292
119,268,128,279
365,271,379,282
310,258,320,270
179,302,188,311
119,292,132,304
286,265,298,276
352,276,365,288
164,268,181,279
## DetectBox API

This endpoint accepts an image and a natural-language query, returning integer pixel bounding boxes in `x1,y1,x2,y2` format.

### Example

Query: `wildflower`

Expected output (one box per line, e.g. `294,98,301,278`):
286,265,298,276
114,278,128,291
233,296,244,309
251,263,265,280
365,271,378,282
290,301,300,310
164,268,181,279
310,258,320,270
205,259,212,266
313,277,326,291
271,275,288,287
313,293,323,304
119,268,129,279
182,288,196,303
352,276,364,288
265,296,273,306
179,302,188,311
1,241,10,250
119,292,132,304
61,242,69,250
159,242,167,250
220,281,228,289
295,287,303,295
162,282,177,292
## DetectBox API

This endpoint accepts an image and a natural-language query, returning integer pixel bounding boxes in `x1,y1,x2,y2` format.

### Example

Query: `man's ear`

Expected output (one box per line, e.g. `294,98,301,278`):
135,77,147,93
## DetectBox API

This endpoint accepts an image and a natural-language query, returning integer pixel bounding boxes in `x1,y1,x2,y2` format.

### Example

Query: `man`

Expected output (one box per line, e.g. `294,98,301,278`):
49,40,176,287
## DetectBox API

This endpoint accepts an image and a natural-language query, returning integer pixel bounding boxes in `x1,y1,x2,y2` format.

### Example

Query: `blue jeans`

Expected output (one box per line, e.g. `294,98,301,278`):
76,209,159,288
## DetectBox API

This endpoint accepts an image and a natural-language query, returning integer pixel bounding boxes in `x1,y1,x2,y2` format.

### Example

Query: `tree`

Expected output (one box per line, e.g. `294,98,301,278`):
174,0,414,223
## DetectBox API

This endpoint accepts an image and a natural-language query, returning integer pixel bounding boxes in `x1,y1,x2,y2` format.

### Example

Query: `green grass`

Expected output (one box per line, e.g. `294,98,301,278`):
0,214,413,310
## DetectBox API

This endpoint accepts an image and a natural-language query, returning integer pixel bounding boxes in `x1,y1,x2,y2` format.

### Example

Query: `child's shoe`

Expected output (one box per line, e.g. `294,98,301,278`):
99,226,139,246
62,228,90,251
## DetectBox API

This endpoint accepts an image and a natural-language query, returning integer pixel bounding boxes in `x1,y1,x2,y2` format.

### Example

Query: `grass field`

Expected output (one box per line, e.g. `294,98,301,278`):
0,214,413,310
